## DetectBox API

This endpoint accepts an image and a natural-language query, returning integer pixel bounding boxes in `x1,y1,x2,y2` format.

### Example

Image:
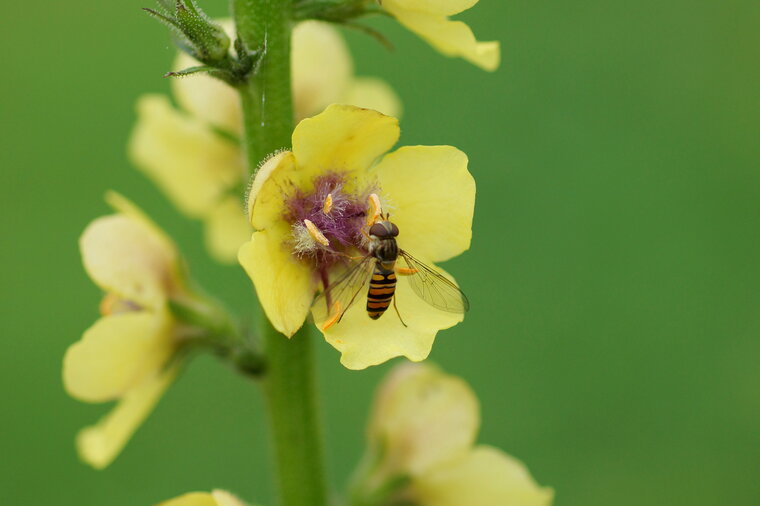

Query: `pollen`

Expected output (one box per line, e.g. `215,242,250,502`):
99,293,141,315
304,219,330,246
292,220,327,254
323,193,333,214
99,293,119,316
366,193,382,227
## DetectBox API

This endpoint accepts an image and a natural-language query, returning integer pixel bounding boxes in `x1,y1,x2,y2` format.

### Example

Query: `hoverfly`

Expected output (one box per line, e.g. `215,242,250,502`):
313,212,469,330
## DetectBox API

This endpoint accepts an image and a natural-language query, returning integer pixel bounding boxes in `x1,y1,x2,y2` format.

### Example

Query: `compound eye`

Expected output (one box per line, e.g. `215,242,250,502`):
390,223,399,237
369,223,387,237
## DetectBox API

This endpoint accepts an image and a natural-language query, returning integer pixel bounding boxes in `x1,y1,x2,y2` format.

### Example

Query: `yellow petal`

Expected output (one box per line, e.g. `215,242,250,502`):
157,493,218,506
77,366,178,469
157,490,250,506
170,19,242,136
105,192,178,259
385,0,478,16
413,446,554,506
292,21,353,120
382,4,500,71
211,490,250,506
63,310,173,402
129,94,243,217
204,197,251,264
340,77,403,119
172,53,243,136
80,213,179,308
372,146,474,262
246,150,301,230
238,227,315,337
368,363,478,475
320,262,463,370
292,104,399,177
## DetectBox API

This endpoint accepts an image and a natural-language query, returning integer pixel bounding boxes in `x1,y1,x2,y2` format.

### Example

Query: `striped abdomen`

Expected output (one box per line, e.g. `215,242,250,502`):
367,263,396,319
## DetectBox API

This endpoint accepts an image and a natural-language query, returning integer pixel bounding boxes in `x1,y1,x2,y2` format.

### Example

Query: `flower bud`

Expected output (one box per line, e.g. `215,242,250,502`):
145,0,231,66
174,1,231,62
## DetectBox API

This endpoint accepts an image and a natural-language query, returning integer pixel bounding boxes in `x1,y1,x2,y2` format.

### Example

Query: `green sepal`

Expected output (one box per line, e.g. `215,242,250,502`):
174,0,230,62
168,297,220,331
293,0,393,49
164,65,216,78
144,1,230,65
155,0,175,11
293,0,389,21
143,7,183,33
347,435,417,506
168,296,266,378
163,65,240,85
144,0,260,85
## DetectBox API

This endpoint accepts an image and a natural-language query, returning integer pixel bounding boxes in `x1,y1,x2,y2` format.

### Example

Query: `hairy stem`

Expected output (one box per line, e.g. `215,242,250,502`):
262,322,327,506
234,0,295,171
233,1,328,505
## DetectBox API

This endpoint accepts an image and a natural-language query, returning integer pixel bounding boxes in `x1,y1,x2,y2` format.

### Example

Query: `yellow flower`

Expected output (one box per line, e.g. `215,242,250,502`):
238,104,474,369
157,489,252,506
380,0,500,71
129,93,247,264
353,363,554,505
129,20,400,263
63,192,186,469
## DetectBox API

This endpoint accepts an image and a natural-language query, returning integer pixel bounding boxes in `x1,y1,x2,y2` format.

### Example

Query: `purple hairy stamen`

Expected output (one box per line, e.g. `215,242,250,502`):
284,172,376,271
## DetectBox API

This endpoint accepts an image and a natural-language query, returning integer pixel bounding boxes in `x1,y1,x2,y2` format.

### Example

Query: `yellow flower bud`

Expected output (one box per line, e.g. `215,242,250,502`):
63,193,186,468
157,489,251,506
353,363,554,505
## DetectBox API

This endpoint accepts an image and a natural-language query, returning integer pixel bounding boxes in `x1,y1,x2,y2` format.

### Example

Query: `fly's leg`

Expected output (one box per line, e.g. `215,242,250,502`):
392,294,408,327
334,251,365,261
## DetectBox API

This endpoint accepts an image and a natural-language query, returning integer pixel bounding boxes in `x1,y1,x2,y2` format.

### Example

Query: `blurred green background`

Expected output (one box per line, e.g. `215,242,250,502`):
2,0,759,504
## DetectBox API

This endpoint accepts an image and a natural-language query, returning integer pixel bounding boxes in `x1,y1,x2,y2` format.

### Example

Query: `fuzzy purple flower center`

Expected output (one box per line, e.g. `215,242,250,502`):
284,172,376,271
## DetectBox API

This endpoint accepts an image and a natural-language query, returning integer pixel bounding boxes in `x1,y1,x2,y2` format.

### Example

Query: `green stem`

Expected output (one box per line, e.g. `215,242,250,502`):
233,1,328,505
262,322,327,506
234,0,295,171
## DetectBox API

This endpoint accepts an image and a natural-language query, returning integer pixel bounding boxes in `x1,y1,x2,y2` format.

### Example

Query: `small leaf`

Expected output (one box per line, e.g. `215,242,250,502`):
154,0,174,12
163,65,215,78
181,0,201,16
142,7,181,30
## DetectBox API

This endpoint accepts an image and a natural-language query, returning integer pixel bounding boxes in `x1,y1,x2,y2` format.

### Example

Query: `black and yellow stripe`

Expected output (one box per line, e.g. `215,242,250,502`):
366,267,396,319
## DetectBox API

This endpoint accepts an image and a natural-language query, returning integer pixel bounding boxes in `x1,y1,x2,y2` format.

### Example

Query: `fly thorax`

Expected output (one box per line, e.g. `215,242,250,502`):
373,237,398,264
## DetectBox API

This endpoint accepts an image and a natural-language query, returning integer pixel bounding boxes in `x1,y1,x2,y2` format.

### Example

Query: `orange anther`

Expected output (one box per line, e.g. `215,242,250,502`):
323,193,333,214
304,219,330,246
321,301,342,330
396,267,418,276
99,293,119,316
366,193,382,227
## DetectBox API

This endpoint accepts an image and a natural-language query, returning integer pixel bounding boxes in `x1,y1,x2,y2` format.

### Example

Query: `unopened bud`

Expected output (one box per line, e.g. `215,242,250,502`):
174,0,230,62
145,0,231,66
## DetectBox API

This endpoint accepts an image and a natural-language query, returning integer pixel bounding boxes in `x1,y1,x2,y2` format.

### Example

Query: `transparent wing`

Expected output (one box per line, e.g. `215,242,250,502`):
398,251,470,313
311,257,374,329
